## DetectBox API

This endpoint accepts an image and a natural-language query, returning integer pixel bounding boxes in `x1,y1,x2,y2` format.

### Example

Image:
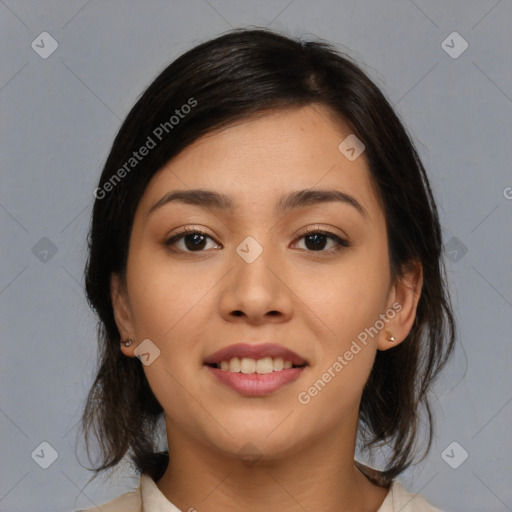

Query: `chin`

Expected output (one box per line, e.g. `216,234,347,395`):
202,418,305,462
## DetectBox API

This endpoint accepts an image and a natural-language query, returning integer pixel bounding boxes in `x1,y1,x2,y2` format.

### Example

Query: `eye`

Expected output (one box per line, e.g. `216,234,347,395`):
164,227,350,254
293,228,350,254
164,228,221,252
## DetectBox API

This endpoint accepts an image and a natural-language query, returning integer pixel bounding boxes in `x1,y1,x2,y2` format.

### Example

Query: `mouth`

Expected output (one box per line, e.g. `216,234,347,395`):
204,342,308,372
203,343,308,396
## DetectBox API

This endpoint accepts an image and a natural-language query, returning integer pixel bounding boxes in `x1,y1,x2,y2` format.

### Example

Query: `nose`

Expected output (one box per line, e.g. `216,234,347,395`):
218,239,293,325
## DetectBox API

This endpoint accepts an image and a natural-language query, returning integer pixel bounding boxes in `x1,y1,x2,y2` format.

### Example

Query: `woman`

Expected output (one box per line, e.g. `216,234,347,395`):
79,28,455,511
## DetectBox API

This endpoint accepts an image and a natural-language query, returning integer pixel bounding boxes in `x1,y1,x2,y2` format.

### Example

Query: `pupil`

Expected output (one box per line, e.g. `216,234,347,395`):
305,233,326,251
185,233,206,251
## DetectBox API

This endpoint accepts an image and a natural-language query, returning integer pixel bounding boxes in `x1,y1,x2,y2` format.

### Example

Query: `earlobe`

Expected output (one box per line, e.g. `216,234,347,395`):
377,261,423,351
110,273,136,356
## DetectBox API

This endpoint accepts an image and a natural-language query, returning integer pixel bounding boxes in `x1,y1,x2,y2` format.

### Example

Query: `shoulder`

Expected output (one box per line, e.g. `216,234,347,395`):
76,481,142,512
378,480,443,512
75,474,182,512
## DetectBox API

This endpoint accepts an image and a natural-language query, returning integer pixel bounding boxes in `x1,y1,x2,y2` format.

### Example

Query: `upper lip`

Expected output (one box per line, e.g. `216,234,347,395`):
204,343,308,366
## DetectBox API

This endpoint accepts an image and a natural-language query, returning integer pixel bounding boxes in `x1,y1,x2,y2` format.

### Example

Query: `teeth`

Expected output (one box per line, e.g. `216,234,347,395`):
216,356,300,374
240,357,256,374
229,357,241,372
256,357,273,374
273,357,284,371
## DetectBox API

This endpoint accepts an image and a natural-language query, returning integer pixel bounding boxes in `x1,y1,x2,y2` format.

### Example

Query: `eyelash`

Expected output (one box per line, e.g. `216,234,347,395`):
164,226,350,255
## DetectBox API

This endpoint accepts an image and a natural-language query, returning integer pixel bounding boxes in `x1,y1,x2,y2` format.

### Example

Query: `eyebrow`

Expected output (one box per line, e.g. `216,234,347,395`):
148,188,367,218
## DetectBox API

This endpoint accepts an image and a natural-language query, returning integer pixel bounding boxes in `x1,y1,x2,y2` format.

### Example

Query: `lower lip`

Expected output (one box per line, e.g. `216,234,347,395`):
205,366,306,397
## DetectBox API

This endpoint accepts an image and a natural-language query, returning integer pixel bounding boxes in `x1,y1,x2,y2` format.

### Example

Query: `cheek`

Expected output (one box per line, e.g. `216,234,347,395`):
293,244,390,407
295,266,385,420
125,246,207,338
296,249,391,341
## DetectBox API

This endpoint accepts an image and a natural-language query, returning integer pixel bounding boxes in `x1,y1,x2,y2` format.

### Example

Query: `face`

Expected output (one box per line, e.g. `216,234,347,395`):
112,104,421,462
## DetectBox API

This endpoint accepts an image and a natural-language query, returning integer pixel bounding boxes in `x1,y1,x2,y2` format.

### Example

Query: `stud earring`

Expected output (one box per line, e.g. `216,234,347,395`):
387,334,396,342
122,339,133,347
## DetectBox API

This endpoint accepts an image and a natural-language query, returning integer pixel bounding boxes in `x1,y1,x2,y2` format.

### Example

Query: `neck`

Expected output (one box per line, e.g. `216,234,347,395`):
155,414,389,512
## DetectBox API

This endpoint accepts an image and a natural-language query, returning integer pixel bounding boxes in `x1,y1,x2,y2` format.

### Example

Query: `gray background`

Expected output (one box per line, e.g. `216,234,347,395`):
1,1,511,511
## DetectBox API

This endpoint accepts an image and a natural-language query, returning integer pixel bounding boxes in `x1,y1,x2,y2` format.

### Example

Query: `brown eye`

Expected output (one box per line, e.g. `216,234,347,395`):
165,229,221,252
294,230,350,253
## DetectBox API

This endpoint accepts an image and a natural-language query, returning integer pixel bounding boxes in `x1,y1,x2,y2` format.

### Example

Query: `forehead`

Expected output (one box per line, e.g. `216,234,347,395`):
138,105,382,219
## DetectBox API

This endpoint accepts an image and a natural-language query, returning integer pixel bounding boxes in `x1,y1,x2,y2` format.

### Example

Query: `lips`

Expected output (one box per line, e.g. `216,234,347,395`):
206,365,306,397
204,343,308,397
203,343,308,367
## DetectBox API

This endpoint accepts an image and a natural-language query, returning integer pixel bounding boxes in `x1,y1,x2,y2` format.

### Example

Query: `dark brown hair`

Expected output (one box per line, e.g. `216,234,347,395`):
81,28,455,484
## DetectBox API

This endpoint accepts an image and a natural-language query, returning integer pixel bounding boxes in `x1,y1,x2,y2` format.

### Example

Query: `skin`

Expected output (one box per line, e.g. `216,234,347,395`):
111,104,422,512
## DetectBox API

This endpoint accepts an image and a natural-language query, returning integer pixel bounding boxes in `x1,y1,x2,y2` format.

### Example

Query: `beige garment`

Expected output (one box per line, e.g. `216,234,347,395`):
77,473,443,512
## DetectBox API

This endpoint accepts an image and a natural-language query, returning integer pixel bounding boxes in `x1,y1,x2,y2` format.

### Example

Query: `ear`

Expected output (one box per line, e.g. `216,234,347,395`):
377,260,423,351
111,273,137,357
